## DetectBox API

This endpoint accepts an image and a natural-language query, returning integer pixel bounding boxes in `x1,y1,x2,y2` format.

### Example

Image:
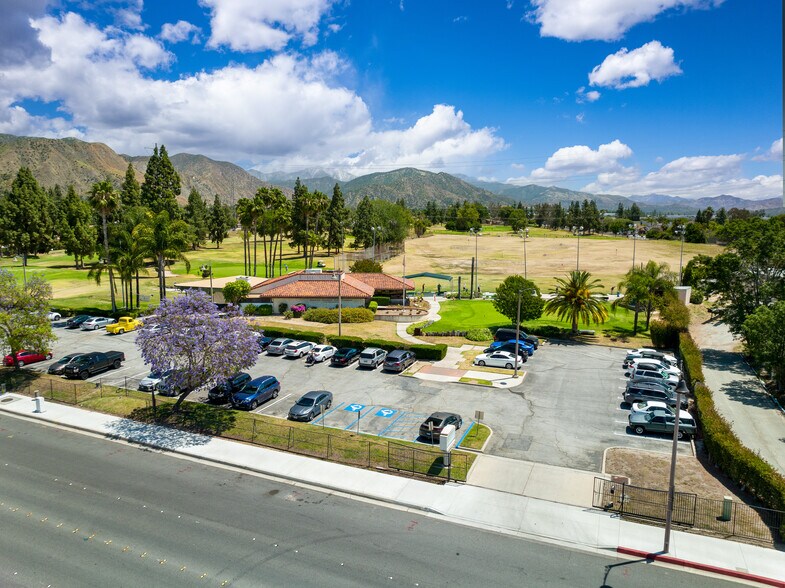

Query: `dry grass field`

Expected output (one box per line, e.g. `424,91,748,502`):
384,228,724,293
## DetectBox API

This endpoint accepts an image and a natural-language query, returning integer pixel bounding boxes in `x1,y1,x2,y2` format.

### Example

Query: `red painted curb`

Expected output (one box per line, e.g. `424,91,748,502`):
617,547,785,588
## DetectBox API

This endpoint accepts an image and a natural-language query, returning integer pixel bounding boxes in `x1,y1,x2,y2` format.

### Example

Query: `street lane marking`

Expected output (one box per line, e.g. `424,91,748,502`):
254,393,292,413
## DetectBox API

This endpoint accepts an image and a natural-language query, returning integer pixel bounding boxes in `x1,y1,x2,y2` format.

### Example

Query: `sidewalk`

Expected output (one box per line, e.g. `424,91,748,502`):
2,393,783,587
396,296,443,344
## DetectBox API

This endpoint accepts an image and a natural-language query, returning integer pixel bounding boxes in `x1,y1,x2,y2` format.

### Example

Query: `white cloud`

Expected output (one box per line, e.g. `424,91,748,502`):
589,41,681,89
0,12,504,174
508,140,634,184
583,153,782,199
576,86,600,103
528,0,723,42
160,20,201,44
201,0,336,52
752,137,783,162
453,16,468,23
575,112,585,123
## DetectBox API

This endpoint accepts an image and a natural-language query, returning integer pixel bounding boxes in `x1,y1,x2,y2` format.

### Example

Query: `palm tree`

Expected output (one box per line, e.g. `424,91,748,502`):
112,228,149,309
614,267,648,335
236,198,254,275
544,270,609,334
89,179,120,313
614,261,676,333
137,210,191,300
640,260,676,328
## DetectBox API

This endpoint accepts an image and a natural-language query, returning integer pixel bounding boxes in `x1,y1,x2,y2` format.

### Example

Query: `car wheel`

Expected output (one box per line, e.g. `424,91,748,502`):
113,360,121,369
251,400,258,409
46,353,53,360
677,430,685,440
634,425,645,435
18,360,25,367
477,360,486,366
326,400,332,409
118,329,124,335
457,419,463,429
273,388,279,398
80,371,89,380
505,363,513,369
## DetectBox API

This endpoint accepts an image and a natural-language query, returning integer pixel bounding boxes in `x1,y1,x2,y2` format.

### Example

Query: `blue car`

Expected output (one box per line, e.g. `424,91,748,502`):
231,375,280,410
490,339,535,356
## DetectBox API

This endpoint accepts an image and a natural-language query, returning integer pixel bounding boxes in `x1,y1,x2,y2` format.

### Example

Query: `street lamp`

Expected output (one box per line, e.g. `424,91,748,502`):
333,271,343,336
401,240,407,307
514,290,523,378
518,228,529,280
676,224,686,286
371,226,382,260
469,227,481,297
629,224,637,271
664,379,689,552
573,225,584,271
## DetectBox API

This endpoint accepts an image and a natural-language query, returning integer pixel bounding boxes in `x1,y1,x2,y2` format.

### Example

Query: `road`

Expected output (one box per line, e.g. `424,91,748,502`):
0,414,735,588
691,318,785,475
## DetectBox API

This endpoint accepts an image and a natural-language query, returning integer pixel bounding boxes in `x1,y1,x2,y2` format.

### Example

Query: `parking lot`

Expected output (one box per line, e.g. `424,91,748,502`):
23,318,692,472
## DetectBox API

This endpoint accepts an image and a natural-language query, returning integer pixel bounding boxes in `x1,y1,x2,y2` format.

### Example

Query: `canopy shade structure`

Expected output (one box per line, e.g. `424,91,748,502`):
403,272,453,282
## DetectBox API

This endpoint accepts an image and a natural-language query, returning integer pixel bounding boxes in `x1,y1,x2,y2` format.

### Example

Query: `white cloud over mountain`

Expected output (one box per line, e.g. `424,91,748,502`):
589,41,682,89
507,140,635,184
528,0,724,42
752,137,783,162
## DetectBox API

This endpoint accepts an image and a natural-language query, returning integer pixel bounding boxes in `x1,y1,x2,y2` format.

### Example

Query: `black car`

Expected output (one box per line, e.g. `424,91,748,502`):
65,314,92,329
494,328,539,349
484,343,528,361
331,347,360,366
383,349,416,373
47,353,85,375
419,412,463,442
258,336,273,351
288,390,333,421
208,372,252,403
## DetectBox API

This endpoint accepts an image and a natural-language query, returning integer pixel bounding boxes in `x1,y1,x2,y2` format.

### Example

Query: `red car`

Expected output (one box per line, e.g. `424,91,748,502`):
3,350,53,367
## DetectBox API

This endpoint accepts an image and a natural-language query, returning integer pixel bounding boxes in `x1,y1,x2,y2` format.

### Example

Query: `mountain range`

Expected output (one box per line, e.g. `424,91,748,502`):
0,134,781,214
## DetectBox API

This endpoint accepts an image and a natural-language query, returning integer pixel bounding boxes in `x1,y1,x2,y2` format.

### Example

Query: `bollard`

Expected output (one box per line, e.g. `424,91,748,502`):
33,395,46,413
720,496,733,522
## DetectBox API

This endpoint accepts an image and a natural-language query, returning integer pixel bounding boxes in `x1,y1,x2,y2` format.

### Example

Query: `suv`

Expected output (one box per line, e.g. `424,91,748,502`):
624,382,687,409
625,348,678,367
267,338,294,355
627,358,681,377
489,339,534,356
494,328,539,349
629,411,697,439
359,348,387,369
419,412,463,442
208,372,252,403
285,340,314,358
383,349,416,373
231,376,280,410
628,367,679,387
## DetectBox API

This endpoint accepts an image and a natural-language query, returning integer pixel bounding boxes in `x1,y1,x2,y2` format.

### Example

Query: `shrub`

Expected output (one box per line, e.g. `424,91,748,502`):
649,319,678,348
678,332,705,388
258,326,325,344
520,324,562,338
326,335,364,348
465,328,493,342
408,343,448,361
689,290,705,305
303,308,374,324
278,303,288,314
368,301,378,313
283,310,293,319
257,304,273,316
350,258,383,273
370,296,391,306
660,298,690,332
342,308,374,323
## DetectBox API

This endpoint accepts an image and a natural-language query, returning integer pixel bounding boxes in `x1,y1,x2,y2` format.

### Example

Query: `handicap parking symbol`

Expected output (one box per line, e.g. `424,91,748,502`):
375,408,397,418
344,403,365,412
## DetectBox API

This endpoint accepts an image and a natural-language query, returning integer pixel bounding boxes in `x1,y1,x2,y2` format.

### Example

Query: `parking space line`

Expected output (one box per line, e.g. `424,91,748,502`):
310,401,345,425
343,405,376,430
254,393,292,413
378,411,407,436
456,421,475,446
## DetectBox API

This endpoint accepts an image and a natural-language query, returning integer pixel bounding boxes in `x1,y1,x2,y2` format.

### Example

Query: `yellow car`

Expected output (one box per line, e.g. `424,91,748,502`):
106,316,143,335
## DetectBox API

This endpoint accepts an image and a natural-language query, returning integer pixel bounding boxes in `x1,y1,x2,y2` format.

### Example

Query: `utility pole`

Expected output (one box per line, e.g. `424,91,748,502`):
664,380,688,552
514,290,522,378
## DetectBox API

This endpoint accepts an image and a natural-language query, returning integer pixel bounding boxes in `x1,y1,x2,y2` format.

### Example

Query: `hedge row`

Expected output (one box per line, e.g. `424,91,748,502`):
243,304,273,316
679,332,785,534
258,326,326,344
369,296,391,306
302,308,374,324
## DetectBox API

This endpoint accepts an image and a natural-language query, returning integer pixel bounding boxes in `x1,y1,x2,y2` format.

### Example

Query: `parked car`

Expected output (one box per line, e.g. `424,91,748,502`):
474,350,524,370
267,338,294,355
624,382,687,409
288,390,333,421
257,336,273,351
156,370,191,397
625,349,678,368
208,372,252,403
383,349,416,373
483,344,527,361
80,317,116,331
628,411,697,439
626,358,682,377
359,347,387,369
63,351,125,379
494,328,539,349
628,367,679,387
489,339,535,356
47,353,84,375
331,347,360,366
308,345,336,363
47,311,62,321
231,376,280,410
3,349,53,367
138,370,171,392
284,340,315,358
419,412,463,442
630,400,692,421
106,316,143,335
65,314,92,329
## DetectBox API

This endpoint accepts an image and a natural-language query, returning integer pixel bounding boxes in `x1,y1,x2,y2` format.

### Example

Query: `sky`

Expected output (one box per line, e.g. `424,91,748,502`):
0,0,781,200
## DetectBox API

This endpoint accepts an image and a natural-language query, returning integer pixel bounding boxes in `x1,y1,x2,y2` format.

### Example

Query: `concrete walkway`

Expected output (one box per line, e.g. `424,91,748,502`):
690,318,785,475
396,296,443,344
2,393,783,586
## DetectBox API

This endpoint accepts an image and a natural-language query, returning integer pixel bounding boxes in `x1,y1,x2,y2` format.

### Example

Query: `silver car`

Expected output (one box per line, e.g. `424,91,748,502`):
267,338,294,355
80,317,116,331
359,347,387,369
284,340,315,358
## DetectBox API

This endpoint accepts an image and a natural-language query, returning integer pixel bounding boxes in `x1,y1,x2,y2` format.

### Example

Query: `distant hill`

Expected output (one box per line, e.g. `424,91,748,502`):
628,193,782,212
250,170,340,195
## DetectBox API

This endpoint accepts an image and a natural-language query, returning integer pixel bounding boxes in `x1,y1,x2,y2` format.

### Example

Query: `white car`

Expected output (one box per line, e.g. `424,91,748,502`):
474,350,524,370
625,349,678,367
80,317,116,331
47,311,62,321
627,358,682,378
138,370,171,392
308,345,336,363
630,400,691,420
284,340,315,358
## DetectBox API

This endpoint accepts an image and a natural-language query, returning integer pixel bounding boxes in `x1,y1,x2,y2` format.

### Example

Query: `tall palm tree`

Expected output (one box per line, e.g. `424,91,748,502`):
544,270,609,334
112,227,149,309
614,267,648,335
137,210,191,300
236,198,254,275
640,260,676,328
89,179,120,313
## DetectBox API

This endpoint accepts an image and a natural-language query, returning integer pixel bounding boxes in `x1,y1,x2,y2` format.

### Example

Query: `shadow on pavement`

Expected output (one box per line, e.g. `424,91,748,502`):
701,348,751,376
105,417,212,450
721,378,778,410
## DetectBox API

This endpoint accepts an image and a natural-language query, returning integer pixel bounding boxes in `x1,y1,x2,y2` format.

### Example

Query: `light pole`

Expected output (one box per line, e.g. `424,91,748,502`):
209,263,214,303
676,224,686,286
514,290,522,378
333,271,343,336
629,223,637,271
518,228,529,280
401,241,407,307
371,226,382,260
573,225,584,271
469,227,481,296
664,380,689,552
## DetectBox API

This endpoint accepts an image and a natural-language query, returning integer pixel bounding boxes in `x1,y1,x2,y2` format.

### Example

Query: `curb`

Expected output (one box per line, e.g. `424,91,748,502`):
616,547,785,588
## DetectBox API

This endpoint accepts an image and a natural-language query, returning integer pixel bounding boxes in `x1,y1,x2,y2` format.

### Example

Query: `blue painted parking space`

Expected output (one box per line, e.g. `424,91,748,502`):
310,401,345,425
375,408,397,418
380,411,429,441
344,403,366,412
343,405,376,430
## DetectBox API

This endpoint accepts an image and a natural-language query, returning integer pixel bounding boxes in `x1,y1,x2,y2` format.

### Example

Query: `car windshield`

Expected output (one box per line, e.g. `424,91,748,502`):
336,348,352,356
425,417,443,426
297,398,316,406
360,352,374,358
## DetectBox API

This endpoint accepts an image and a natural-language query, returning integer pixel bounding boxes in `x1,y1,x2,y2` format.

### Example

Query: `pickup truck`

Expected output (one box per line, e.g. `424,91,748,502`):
106,316,143,335
63,351,125,380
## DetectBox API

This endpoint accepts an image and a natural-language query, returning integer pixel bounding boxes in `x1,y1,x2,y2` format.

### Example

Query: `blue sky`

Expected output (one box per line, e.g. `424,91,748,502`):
0,0,781,199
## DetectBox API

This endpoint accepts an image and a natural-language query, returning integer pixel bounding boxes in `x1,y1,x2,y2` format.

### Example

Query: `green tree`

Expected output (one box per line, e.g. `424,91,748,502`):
0,270,56,368
628,203,642,221
743,301,785,391
684,222,706,243
639,260,676,328
235,197,254,274
508,208,528,232
140,144,181,219
89,179,120,313
349,258,383,273
413,213,430,237
223,279,251,305
352,195,374,248
544,270,608,334
493,275,544,325
0,167,54,267
208,194,230,248
326,183,349,254
120,163,141,207
613,267,648,335
184,188,209,249
715,207,727,225
137,210,191,301
60,185,97,268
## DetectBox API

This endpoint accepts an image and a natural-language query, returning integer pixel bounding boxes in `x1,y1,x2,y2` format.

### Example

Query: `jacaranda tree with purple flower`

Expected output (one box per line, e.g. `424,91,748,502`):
136,291,259,410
